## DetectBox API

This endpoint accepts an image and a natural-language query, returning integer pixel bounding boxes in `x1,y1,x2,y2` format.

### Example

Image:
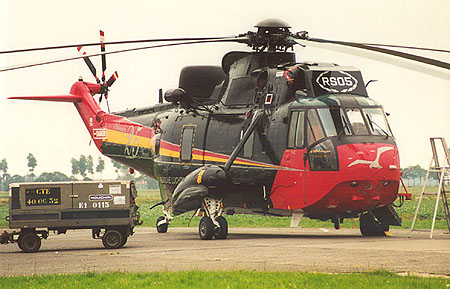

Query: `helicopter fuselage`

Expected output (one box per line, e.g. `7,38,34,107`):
11,51,401,225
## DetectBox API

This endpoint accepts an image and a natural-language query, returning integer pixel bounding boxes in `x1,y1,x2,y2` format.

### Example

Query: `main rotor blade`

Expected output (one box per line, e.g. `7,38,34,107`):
303,38,450,70
0,37,246,73
358,43,450,54
0,37,234,55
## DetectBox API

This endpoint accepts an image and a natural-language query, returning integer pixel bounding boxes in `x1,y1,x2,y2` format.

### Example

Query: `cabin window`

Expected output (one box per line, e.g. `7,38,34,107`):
362,108,392,136
180,126,196,162
224,76,256,106
317,108,351,137
346,108,369,135
288,111,305,148
306,109,326,146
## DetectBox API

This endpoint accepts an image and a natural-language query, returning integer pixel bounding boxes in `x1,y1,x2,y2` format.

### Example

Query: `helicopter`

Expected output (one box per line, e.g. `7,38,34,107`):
3,19,449,240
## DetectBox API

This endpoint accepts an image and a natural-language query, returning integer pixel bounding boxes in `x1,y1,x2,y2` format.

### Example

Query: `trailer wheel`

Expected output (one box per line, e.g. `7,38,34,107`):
17,235,25,251
119,235,128,248
19,233,41,253
102,230,123,249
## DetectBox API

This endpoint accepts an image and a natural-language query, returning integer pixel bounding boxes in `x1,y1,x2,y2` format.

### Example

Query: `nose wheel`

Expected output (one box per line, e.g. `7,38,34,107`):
359,212,389,236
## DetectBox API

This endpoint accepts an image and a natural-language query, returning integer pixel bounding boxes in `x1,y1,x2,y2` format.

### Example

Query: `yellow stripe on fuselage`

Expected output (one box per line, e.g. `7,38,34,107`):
106,129,151,148
159,147,279,169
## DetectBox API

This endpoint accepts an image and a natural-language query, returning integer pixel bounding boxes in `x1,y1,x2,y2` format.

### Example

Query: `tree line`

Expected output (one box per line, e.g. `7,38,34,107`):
0,153,158,191
0,153,447,191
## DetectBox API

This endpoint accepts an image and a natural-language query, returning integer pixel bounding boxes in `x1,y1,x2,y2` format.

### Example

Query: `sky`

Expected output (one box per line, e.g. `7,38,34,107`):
1,0,449,179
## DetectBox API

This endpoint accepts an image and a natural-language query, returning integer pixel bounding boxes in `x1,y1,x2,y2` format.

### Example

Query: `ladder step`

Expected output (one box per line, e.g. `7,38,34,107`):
410,137,450,237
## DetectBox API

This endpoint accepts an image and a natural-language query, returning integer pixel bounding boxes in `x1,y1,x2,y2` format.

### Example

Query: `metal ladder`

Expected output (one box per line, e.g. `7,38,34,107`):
409,137,450,238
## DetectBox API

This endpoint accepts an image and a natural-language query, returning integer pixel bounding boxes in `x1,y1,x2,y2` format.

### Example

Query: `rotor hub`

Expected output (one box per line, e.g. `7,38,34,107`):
240,19,296,52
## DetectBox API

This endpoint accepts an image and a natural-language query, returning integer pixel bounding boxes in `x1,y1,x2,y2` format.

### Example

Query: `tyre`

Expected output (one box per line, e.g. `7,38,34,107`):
119,235,128,248
359,212,387,237
214,216,228,240
102,230,123,249
156,216,168,233
199,216,214,240
17,235,24,251
19,233,41,253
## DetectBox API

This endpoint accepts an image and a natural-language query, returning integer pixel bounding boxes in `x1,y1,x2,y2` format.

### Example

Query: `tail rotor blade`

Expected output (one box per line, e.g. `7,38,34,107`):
77,46,99,83
100,30,106,82
106,71,118,87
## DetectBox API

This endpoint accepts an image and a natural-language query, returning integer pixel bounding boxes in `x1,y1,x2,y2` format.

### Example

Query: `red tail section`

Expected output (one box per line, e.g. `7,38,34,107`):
9,81,111,153
9,81,156,165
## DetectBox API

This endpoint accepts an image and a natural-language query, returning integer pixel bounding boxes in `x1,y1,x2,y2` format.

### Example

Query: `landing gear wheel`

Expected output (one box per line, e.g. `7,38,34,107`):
102,230,123,249
19,233,41,253
156,216,168,233
359,212,388,237
199,216,214,240
214,216,228,239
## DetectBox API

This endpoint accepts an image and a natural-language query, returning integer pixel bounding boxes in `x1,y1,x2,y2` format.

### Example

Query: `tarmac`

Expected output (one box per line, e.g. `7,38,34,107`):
0,227,449,277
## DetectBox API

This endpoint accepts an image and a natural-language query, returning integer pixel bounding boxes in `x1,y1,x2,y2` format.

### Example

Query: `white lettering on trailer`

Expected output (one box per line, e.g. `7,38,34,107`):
92,201,110,208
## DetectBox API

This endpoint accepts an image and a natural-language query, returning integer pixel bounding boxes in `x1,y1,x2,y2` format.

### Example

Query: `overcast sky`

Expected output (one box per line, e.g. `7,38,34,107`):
1,0,449,179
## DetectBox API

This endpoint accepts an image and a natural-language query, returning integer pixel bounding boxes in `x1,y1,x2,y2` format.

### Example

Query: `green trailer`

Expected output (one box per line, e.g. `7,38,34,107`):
1,180,142,252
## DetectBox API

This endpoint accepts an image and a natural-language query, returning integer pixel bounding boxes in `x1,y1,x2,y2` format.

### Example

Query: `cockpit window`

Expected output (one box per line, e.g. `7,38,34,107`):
317,108,351,137
346,108,369,135
362,108,392,136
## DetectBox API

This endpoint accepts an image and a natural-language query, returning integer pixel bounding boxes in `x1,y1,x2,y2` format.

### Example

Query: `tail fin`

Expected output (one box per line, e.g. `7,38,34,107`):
8,81,106,152
9,81,156,177
9,95,82,102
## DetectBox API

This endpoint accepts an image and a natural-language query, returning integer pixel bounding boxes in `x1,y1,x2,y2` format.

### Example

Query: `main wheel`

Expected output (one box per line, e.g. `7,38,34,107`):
359,212,387,237
102,230,123,249
214,216,228,240
199,216,214,240
156,216,168,233
18,233,41,253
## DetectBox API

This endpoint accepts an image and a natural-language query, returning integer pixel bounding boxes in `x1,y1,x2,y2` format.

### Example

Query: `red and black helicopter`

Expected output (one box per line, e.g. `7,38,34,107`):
3,19,449,240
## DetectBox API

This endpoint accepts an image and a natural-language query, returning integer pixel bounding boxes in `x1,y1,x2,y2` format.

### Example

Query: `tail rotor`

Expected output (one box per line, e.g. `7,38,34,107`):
78,30,119,113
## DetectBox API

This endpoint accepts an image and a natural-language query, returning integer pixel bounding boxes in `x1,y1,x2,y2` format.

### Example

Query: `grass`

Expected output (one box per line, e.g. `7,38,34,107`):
0,187,449,230
0,270,448,289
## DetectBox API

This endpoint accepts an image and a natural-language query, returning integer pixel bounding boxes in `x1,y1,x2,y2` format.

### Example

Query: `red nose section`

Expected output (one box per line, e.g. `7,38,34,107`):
271,142,400,213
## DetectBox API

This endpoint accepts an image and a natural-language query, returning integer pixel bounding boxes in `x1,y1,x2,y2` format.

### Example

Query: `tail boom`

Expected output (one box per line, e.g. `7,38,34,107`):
8,81,157,177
